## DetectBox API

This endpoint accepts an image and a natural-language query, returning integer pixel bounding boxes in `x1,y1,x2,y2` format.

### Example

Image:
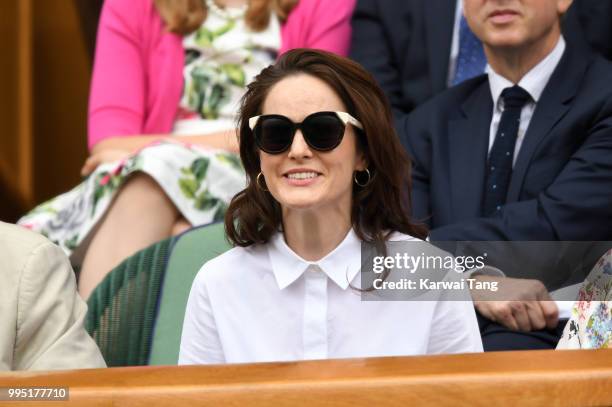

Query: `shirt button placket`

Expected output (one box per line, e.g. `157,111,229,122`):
302,265,328,360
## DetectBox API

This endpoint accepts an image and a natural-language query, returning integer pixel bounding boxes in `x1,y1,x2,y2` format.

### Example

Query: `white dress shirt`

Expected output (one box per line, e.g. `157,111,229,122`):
179,229,483,365
487,36,566,165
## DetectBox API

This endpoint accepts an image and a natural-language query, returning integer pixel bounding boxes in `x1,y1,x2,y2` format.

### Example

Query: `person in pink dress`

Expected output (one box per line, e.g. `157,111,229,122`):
19,0,356,299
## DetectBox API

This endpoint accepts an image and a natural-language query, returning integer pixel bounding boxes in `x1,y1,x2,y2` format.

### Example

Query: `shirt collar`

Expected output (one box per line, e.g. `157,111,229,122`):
268,229,362,290
488,36,566,110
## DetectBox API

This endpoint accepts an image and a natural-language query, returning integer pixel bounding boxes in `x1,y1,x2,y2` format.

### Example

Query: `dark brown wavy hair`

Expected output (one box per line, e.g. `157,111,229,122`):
225,49,428,247
153,0,299,35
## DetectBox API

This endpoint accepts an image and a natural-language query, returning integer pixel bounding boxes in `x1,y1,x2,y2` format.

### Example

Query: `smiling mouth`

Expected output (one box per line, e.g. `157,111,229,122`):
285,171,320,180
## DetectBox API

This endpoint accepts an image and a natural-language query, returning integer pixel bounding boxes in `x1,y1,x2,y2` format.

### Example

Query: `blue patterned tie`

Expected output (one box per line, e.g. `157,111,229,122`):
483,86,531,216
452,16,487,86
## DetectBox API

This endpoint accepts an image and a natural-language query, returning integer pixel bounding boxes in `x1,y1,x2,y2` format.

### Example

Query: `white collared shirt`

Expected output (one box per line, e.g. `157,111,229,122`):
179,229,483,365
487,36,566,165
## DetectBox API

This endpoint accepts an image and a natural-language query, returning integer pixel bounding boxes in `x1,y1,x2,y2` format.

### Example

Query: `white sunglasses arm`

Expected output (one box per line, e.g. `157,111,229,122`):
335,112,363,130
248,116,261,130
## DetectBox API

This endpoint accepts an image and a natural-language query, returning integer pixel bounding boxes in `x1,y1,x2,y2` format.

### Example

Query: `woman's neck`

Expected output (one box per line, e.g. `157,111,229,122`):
282,207,352,262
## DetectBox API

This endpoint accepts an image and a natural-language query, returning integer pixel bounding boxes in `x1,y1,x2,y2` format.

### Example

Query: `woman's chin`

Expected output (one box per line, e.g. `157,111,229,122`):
278,195,322,211
273,182,323,206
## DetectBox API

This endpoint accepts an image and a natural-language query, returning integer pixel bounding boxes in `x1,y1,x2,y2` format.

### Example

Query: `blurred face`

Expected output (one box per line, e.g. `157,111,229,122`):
463,0,572,50
257,74,365,215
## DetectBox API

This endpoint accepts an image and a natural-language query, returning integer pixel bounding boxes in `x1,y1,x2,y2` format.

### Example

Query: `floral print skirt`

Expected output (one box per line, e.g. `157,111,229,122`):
557,249,611,349
17,141,245,262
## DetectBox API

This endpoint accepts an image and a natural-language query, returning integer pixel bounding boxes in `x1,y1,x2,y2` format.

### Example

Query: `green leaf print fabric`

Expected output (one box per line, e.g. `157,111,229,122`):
174,4,280,129
18,142,245,258
18,5,281,260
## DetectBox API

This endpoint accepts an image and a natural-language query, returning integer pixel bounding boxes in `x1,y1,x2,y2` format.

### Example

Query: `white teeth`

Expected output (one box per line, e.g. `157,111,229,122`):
287,172,318,180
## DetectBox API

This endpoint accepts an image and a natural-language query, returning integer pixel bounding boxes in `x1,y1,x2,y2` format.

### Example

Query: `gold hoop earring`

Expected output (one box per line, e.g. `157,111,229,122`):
256,172,268,191
354,168,372,187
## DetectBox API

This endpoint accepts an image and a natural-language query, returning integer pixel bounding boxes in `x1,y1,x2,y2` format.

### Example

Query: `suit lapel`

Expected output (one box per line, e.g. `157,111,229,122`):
507,43,591,201
449,83,493,220
425,0,456,94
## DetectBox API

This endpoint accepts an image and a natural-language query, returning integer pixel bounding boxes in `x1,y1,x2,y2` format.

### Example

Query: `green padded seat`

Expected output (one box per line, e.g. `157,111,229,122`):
149,222,231,365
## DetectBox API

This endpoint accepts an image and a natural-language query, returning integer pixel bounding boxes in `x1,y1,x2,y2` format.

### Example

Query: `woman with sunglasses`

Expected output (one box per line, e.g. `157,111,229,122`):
18,0,356,299
179,49,483,364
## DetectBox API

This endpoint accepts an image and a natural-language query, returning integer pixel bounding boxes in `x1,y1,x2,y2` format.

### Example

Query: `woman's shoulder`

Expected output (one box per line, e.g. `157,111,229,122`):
285,0,356,22
385,231,450,260
100,0,168,38
102,0,156,20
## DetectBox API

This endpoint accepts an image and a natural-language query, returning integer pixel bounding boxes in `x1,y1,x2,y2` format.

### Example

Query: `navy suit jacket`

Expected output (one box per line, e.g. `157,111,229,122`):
350,0,612,118
399,43,612,244
350,0,457,117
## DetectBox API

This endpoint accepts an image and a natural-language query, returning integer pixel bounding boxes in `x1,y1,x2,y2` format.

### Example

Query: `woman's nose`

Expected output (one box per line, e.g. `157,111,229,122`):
287,130,313,159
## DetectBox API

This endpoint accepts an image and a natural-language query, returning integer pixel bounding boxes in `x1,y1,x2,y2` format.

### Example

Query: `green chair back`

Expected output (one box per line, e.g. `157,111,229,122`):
149,222,231,365
85,236,175,366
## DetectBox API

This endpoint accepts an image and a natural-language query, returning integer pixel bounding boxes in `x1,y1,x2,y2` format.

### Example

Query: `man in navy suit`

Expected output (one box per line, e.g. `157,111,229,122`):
350,0,612,120
398,0,612,350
